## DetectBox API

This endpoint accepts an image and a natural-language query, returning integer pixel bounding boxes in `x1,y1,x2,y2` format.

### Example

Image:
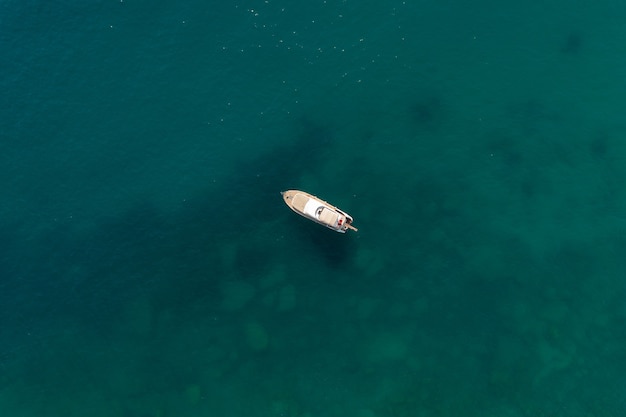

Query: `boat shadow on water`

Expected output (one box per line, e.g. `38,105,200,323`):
288,214,356,269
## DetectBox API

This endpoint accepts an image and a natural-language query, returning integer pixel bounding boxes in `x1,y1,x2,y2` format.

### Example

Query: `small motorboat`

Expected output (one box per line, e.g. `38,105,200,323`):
281,190,358,233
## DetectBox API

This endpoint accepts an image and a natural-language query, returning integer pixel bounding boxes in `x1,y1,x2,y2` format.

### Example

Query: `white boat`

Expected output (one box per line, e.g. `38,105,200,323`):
281,190,358,233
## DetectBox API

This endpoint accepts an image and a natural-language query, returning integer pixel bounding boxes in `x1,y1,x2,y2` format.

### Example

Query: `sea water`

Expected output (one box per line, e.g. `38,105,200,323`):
2,0,626,415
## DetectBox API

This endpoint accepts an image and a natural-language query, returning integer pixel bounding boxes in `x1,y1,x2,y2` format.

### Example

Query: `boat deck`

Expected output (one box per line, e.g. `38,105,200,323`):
291,193,309,212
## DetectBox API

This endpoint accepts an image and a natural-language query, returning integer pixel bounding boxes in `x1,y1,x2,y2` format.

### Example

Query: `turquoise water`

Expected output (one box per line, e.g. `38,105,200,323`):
2,0,626,415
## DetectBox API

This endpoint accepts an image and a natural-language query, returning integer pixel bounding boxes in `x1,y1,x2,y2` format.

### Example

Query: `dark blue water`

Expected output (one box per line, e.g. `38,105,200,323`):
2,0,626,415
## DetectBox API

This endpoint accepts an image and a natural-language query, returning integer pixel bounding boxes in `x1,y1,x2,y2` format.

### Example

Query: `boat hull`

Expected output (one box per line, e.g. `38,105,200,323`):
281,190,357,233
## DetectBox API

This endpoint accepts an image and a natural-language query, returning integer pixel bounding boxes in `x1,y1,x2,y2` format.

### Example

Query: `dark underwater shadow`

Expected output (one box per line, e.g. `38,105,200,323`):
1,115,341,342
504,98,562,138
286,214,356,270
561,32,583,54
406,94,445,132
